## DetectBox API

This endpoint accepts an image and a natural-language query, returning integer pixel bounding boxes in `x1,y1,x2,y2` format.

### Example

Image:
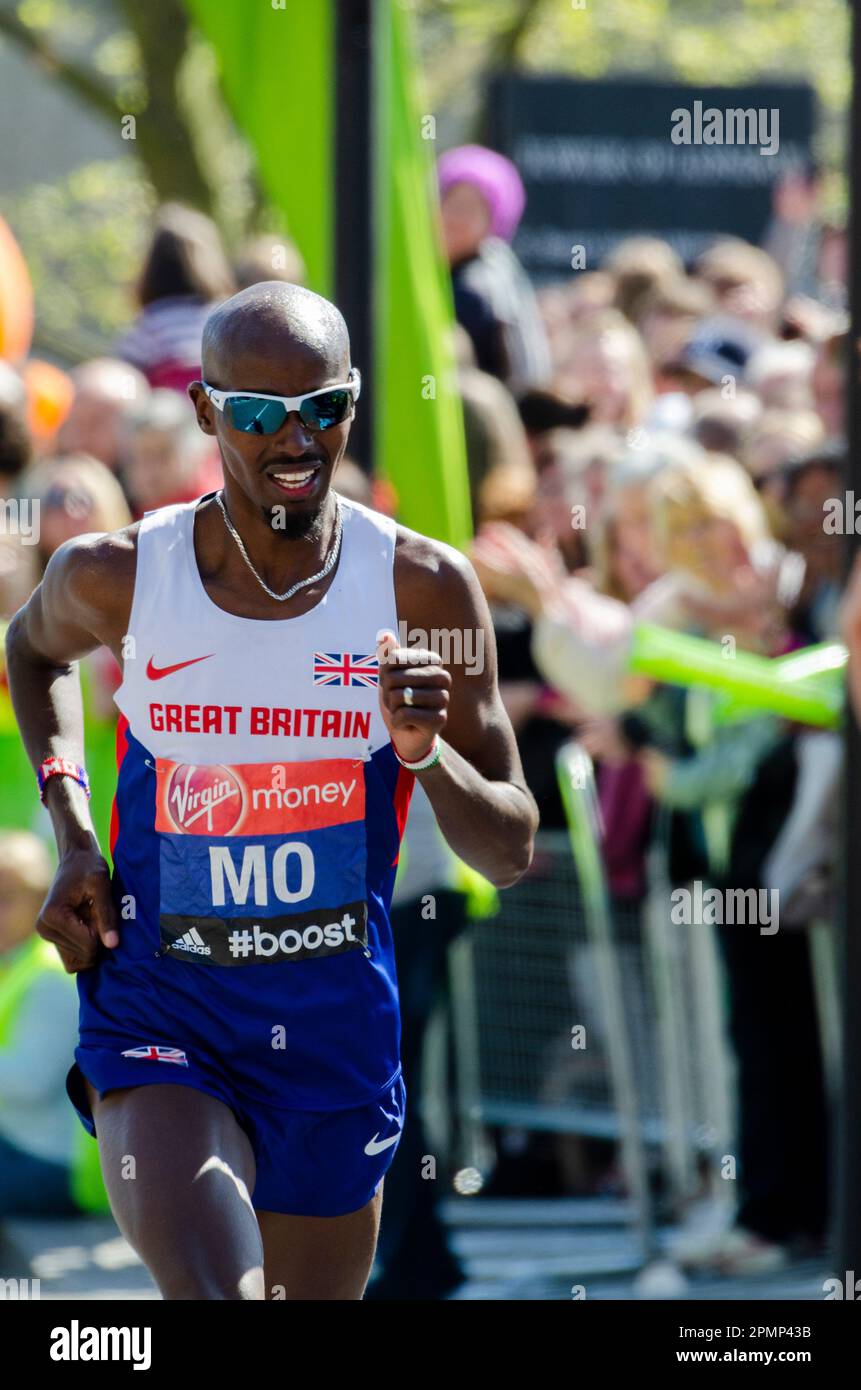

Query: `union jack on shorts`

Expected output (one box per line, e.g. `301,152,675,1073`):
121,1045,189,1067
313,652,380,687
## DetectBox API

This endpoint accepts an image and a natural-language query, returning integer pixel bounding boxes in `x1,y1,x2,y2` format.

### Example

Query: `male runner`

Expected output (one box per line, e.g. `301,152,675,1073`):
5,282,538,1300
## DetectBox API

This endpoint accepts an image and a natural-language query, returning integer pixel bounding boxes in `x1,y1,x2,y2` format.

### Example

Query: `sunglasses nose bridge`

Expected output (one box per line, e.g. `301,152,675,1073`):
273,407,318,445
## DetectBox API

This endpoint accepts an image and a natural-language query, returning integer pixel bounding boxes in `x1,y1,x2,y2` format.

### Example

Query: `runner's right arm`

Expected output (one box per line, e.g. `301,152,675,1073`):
4,533,133,972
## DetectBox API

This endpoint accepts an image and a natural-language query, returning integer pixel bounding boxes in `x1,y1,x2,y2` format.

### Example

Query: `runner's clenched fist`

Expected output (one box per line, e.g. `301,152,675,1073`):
376,628,451,763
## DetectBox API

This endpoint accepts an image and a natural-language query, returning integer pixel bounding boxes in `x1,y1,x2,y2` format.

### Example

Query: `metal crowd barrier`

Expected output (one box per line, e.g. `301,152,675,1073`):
447,739,744,1254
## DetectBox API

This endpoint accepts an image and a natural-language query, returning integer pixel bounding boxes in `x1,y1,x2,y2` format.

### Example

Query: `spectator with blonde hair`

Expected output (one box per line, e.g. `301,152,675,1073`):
650,451,776,608
694,238,785,336
557,272,617,331
636,276,716,380
744,408,826,502
604,236,684,322
553,309,654,431
590,446,670,603
745,340,815,411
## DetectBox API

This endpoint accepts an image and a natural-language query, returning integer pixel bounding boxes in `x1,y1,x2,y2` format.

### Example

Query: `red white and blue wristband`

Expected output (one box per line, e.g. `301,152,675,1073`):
37,756,91,802
393,735,442,772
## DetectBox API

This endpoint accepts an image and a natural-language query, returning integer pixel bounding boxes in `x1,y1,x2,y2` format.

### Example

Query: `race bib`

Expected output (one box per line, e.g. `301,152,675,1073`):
153,757,369,965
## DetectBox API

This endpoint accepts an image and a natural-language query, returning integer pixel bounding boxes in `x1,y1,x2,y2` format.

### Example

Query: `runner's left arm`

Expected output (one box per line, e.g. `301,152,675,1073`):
379,537,539,889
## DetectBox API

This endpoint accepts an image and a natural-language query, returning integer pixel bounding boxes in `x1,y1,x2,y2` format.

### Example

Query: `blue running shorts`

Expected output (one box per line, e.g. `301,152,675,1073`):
66,1048,406,1218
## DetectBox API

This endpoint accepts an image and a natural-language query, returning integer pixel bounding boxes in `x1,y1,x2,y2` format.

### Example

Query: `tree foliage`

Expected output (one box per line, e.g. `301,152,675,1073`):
0,0,264,357
0,0,850,358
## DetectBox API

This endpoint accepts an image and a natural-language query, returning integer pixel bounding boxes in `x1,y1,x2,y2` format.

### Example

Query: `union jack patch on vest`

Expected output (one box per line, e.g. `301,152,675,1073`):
121,1045,189,1067
312,652,380,687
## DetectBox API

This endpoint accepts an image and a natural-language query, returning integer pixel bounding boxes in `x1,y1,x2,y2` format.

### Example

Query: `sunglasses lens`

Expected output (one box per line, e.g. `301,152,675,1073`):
300,389,351,432
225,397,288,435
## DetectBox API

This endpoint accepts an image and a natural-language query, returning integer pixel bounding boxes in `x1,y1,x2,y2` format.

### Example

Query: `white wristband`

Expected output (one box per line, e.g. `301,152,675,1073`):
393,735,442,771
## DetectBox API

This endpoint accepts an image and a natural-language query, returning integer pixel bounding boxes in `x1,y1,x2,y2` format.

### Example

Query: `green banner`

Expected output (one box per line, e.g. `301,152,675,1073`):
186,0,334,295
185,0,471,549
374,0,472,549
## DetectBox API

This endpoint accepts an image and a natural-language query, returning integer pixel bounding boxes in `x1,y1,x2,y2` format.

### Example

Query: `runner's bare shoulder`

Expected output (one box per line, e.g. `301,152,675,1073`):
391,523,497,656
392,521,476,607
36,521,142,656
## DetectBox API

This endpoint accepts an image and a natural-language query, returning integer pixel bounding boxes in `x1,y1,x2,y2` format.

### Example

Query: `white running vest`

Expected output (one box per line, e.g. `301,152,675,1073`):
91,490,411,1109
116,491,398,762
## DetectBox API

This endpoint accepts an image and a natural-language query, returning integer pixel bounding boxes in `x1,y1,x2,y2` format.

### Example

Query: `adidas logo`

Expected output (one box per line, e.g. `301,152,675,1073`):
170,927,211,956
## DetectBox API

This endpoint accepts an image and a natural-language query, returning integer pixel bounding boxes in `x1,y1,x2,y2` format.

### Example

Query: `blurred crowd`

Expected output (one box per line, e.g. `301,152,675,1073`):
0,144,850,1291
439,146,847,1284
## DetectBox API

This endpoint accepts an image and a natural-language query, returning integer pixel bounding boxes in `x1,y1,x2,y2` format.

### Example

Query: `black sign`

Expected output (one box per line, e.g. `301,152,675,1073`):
488,77,815,282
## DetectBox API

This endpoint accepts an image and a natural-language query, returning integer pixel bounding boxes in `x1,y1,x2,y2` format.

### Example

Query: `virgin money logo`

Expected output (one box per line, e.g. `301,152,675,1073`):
166,764,244,835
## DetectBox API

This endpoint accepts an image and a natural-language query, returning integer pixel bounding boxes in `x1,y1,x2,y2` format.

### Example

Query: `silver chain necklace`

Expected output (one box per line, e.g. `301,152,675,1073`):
215,490,343,603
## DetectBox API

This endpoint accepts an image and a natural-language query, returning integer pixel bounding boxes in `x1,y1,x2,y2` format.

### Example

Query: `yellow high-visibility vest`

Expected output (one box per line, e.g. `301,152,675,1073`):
0,935,110,1214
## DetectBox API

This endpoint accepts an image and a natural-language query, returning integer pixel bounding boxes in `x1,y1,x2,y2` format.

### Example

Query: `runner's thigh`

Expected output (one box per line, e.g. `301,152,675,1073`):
257,1185,383,1300
86,1078,264,1300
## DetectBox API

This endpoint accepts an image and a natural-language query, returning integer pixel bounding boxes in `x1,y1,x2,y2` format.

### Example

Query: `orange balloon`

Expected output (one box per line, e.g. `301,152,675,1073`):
0,215,35,364
21,358,75,445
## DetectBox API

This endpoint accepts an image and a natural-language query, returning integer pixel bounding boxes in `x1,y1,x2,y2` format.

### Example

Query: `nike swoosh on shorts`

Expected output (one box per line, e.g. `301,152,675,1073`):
364,1131,401,1156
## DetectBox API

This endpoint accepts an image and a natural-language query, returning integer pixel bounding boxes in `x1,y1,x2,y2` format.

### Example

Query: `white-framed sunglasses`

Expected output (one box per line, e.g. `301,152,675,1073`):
201,367,361,435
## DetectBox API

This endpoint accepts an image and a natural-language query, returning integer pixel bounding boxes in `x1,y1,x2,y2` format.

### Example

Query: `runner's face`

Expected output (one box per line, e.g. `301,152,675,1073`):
190,340,353,523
